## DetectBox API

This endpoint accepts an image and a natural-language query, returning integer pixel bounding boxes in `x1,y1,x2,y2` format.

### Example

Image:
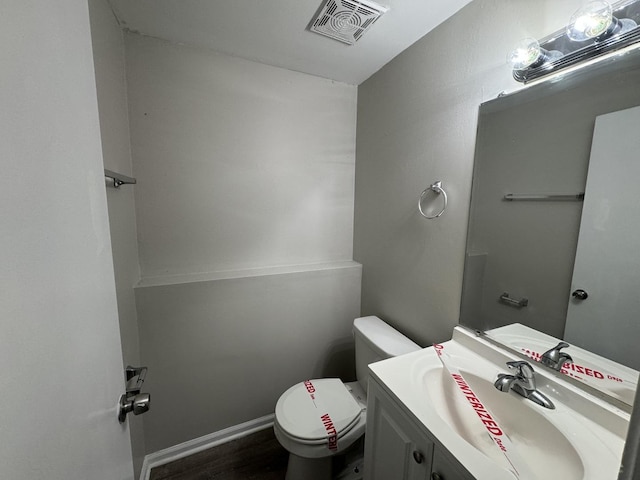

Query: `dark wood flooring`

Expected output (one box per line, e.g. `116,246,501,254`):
149,428,289,480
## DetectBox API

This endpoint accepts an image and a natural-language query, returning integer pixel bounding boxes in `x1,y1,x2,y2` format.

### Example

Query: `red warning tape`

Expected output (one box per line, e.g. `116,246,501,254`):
434,344,532,479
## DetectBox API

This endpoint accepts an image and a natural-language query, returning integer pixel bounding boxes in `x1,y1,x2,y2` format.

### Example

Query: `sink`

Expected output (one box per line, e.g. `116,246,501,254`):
369,326,629,479
422,362,584,479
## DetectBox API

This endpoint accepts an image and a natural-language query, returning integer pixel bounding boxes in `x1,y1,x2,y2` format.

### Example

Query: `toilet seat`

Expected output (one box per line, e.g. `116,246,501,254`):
275,379,364,444
274,379,367,458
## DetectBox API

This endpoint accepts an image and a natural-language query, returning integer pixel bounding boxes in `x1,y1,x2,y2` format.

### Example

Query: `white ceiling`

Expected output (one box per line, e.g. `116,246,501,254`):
107,0,473,85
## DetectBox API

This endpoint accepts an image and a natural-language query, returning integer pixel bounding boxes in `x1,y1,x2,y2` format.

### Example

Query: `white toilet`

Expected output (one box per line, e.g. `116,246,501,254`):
273,316,421,480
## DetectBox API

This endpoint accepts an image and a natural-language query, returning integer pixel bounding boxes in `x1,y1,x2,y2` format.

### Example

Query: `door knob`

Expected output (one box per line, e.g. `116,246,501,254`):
572,289,589,300
412,450,424,464
118,392,151,423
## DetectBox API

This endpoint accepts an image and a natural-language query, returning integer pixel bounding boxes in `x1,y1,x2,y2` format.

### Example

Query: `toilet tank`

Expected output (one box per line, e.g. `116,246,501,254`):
353,316,421,392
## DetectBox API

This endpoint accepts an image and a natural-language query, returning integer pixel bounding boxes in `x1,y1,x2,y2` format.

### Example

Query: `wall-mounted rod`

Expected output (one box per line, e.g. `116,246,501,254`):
499,292,529,308
104,169,137,188
503,193,584,201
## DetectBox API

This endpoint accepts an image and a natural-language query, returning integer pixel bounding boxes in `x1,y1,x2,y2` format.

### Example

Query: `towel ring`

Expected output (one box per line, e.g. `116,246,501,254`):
418,181,448,219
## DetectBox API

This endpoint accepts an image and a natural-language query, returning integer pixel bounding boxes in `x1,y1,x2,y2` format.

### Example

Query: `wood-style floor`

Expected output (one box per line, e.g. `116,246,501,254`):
149,428,289,480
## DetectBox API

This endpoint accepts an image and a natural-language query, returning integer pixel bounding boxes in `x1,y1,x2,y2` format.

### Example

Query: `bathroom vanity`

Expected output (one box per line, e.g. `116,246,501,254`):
363,326,631,480
365,374,474,480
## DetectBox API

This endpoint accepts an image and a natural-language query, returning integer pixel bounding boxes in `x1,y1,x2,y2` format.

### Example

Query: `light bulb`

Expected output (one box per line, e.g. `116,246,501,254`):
508,38,543,70
508,38,562,71
567,1,614,41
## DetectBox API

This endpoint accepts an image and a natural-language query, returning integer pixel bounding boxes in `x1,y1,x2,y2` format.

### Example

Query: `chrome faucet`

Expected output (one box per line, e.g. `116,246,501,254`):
541,341,573,371
494,360,555,409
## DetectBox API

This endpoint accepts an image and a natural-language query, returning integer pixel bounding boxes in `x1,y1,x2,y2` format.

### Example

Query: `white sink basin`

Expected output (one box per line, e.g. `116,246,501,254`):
369,326,629,480
422,362,584,479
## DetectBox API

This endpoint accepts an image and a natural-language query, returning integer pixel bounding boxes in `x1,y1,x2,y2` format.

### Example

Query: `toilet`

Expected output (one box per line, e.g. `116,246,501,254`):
273,316,421,480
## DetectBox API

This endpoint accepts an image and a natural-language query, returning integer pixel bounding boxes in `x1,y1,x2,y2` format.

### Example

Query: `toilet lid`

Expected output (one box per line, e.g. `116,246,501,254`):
275,378,364,442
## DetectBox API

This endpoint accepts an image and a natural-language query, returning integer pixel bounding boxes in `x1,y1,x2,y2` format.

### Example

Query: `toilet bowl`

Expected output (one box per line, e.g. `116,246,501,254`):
274,316,421,480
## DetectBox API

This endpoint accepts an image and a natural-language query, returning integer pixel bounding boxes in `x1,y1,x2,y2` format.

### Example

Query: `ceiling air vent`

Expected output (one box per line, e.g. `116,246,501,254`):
310,0,389,45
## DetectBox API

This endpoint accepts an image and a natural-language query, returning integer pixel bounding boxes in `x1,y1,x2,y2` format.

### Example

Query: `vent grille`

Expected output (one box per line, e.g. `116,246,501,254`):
310,0,389,45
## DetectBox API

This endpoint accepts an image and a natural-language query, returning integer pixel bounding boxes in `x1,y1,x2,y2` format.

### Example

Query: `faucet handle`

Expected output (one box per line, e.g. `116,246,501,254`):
542,341,571,358
506,360,535,379
541,342,573,370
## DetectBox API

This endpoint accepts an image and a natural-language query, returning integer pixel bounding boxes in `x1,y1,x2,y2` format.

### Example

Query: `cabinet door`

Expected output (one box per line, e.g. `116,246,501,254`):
430,446,475,480
364,379,433,480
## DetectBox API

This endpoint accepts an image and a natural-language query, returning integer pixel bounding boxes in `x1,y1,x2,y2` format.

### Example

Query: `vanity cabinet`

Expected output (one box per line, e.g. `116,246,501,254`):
364,376,475,480
431,446,475,480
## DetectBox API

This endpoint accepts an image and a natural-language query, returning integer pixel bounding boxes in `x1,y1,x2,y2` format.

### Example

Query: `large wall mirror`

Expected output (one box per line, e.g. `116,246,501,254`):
460,46,640,408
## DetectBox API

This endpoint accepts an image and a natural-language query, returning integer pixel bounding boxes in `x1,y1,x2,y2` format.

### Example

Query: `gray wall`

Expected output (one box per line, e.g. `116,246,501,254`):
87,0,146,475
354,0,582,346
136,265,361,452
123,34,361,453
126,33,357,278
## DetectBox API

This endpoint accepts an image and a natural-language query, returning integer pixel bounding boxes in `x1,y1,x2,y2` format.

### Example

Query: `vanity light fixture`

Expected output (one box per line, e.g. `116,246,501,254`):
510,0,640,83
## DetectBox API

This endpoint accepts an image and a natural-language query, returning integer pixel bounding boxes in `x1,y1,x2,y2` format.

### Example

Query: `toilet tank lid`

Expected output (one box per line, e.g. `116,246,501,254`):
353,316,421,357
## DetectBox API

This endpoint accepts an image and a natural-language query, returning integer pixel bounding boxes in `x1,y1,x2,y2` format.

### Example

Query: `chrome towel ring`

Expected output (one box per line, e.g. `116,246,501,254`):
418,181,448,219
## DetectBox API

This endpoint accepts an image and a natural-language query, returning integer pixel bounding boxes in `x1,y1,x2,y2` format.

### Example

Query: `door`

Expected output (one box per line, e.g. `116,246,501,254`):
0,1,134,479
564,105,640,370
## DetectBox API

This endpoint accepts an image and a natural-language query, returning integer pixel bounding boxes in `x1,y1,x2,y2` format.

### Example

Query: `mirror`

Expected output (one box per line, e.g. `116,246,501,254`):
460,46,640,406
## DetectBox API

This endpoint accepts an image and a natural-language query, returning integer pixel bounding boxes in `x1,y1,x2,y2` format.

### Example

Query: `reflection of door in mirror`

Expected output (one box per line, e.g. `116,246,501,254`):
564,105,640,370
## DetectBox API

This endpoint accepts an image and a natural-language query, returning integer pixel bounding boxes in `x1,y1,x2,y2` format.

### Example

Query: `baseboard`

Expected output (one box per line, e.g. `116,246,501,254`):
139,414,275,480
